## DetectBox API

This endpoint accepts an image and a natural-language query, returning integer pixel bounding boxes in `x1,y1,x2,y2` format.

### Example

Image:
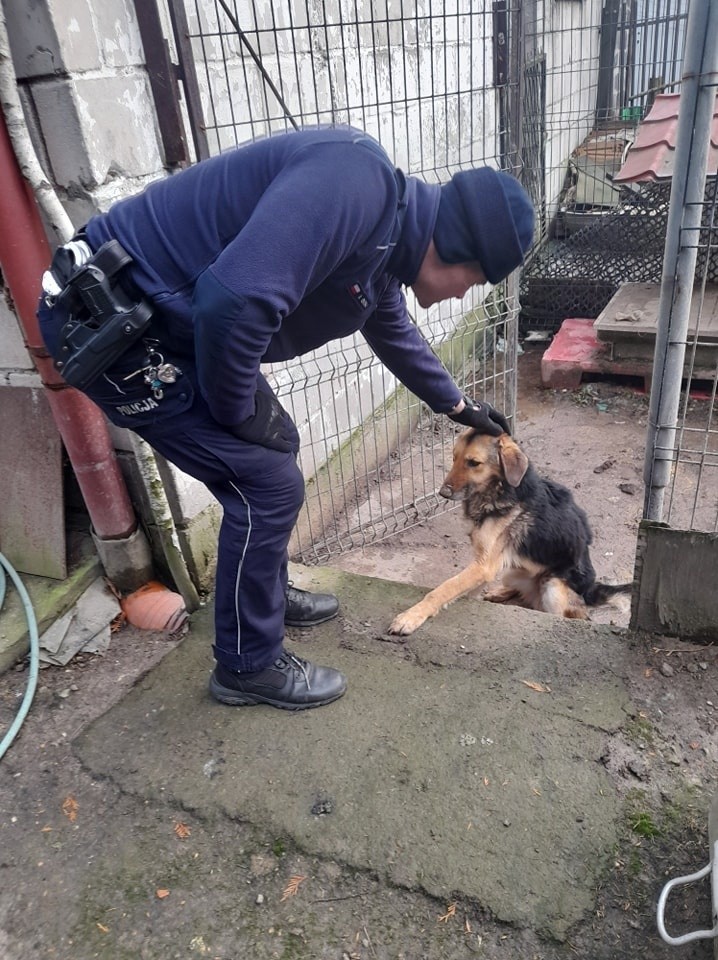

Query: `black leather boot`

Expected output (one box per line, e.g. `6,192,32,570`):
209,651,347,709
284,583,339,627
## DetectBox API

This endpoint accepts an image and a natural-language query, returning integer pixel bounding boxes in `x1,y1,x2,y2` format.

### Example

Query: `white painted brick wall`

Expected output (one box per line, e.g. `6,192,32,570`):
32,75,163,189
542,0,604,220
4,0,101,76
5,0,145,77
0,297,40,389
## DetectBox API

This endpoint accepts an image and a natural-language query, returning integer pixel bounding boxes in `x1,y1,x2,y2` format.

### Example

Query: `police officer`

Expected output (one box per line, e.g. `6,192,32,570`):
38,126,534,711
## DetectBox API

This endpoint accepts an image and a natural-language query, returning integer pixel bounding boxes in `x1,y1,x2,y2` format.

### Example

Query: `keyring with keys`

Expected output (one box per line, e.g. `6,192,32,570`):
122,349,182,401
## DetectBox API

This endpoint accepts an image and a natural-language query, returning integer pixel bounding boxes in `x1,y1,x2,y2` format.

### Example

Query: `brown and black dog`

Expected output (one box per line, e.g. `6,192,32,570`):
389,428,631,636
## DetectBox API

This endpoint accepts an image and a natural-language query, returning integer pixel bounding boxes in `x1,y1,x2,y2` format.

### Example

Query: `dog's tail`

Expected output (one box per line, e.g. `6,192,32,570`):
584,581,633,606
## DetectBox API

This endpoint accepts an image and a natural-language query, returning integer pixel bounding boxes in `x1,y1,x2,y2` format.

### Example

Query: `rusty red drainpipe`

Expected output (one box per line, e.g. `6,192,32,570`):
0,110,137,541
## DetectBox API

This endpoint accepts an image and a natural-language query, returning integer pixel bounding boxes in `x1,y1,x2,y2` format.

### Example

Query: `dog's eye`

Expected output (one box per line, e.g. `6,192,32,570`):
466,458,481,468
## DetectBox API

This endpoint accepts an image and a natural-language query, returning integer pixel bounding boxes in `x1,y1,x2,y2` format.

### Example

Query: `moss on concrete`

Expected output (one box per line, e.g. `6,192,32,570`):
0,553,101,673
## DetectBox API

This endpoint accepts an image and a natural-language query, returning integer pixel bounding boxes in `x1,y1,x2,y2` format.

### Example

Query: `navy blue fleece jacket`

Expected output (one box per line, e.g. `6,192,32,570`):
85,126,462,427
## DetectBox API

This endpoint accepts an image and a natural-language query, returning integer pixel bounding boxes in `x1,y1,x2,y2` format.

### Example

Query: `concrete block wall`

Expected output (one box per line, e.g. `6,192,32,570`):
541,0,603,224
5,0,166,222
0,297,39,389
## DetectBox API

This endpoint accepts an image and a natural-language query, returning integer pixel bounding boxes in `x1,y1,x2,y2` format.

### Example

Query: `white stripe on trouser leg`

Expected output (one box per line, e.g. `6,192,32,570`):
228,481,252,657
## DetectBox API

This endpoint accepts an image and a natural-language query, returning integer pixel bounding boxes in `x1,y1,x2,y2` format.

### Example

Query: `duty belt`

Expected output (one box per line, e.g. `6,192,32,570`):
42,236,153,391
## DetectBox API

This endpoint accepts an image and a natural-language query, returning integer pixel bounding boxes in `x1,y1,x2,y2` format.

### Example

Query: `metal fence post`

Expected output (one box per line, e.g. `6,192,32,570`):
643,0,718,521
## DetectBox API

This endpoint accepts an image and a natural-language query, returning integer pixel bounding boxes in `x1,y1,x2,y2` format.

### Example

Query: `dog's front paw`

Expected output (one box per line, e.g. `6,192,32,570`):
388,605,428,636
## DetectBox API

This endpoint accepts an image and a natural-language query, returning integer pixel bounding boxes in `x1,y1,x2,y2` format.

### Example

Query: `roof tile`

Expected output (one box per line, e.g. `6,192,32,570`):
613,92,718,183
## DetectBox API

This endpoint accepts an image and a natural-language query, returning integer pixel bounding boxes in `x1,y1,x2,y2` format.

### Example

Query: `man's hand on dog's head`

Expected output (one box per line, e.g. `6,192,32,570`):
447,395,510,436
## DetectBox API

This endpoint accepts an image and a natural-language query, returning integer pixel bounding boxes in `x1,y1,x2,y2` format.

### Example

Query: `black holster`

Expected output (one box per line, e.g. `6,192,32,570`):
53,239,153,391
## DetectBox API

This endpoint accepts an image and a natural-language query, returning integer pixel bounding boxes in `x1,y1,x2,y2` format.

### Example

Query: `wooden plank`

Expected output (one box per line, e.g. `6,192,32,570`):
0,386,66,579
594,283,718,360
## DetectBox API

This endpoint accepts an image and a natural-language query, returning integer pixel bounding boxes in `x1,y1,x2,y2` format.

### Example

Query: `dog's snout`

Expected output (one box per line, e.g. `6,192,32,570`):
439,483,455,499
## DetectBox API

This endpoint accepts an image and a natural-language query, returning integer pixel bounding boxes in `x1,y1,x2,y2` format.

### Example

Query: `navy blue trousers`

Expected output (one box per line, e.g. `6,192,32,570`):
38,298,304,673
137,410,304,672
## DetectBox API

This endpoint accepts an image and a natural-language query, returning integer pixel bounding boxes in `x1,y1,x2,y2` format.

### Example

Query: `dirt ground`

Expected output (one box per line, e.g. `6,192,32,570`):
0,344,716,959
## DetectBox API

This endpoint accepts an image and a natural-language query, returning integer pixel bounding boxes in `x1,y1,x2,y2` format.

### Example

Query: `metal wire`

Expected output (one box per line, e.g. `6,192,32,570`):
663,187,718,533
169,0,517,562
166,0,715,548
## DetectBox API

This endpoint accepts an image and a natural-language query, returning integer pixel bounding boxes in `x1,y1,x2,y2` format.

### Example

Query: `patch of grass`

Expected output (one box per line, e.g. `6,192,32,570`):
631,810,661,838
279,932,308,959
661,783,705,830
597,782,710,935
272,837,287,858
623,783,706,844
624,714,655,748
626,847,643,878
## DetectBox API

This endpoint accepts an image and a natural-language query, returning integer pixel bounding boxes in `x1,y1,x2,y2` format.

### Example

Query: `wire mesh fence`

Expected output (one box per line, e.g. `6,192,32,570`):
520,0,689,334
522,178,718,331
163,0,716,551
268,293,515,561
167,0,521,562
661,181,718,535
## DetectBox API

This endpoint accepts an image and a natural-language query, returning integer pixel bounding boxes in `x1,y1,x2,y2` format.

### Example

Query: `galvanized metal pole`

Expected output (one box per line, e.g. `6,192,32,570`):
643,0,718,520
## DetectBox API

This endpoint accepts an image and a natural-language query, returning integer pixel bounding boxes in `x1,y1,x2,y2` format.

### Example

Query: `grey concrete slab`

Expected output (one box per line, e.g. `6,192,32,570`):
75,567,635,941
0,386,66,579
633,522,718,641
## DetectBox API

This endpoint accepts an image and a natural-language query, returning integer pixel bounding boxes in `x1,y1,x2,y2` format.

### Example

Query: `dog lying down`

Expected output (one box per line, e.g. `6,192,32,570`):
389,428,632,636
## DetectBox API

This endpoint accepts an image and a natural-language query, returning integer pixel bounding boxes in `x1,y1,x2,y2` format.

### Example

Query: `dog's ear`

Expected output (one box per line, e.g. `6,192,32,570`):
497,435,529,487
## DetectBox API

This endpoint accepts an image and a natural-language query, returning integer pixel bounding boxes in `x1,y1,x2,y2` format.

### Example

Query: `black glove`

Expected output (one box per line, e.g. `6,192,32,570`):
447,394,511,437
230,390,296,453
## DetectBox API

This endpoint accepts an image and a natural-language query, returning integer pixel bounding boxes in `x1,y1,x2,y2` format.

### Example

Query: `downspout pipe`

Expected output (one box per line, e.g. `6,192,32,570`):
0,108,152,590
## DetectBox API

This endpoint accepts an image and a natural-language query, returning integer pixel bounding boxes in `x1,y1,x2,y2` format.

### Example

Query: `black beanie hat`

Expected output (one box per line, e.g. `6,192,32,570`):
433,168,535,284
